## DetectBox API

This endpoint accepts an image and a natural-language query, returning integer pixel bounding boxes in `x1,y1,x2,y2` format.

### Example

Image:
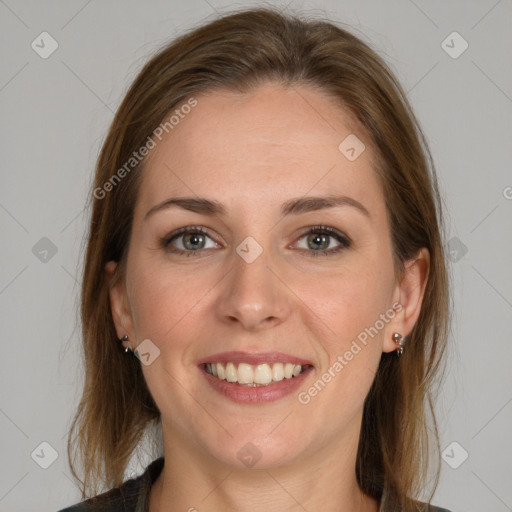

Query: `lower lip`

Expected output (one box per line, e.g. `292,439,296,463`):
200,365,314,404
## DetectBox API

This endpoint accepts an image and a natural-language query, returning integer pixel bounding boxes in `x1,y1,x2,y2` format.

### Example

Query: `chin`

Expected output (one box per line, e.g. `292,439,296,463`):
196,423,307,471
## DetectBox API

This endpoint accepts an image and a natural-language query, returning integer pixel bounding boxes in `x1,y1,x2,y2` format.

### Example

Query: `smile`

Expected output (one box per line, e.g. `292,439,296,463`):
204,362,310,386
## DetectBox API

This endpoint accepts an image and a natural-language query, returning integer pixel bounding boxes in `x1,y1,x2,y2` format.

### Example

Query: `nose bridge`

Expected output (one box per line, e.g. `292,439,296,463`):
216,240,290,330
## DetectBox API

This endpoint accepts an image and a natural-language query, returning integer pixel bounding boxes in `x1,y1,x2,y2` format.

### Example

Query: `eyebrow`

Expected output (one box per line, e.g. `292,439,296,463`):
144,195,370,221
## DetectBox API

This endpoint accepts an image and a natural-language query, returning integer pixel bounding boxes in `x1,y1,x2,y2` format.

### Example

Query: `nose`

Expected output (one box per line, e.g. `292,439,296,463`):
215,246,292,331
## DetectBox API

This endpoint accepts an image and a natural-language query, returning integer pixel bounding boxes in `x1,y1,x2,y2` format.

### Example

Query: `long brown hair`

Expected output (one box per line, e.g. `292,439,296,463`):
68,7,450,510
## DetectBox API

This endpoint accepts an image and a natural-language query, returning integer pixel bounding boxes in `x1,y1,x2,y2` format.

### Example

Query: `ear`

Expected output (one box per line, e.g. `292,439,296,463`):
105,260,135,350
383,248,430,353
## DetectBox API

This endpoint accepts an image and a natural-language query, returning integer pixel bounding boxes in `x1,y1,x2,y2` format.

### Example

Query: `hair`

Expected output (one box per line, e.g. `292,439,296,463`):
68,7,450,511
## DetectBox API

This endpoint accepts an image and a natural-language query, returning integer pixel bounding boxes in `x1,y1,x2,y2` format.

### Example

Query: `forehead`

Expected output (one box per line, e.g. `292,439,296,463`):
135,82,383,219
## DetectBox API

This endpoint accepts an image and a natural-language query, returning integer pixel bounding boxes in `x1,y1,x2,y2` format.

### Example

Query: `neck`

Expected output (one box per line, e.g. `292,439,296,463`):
149,422,379,512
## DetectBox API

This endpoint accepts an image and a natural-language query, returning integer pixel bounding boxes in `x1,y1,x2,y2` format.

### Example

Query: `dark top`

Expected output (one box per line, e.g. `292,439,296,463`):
59,457,452,512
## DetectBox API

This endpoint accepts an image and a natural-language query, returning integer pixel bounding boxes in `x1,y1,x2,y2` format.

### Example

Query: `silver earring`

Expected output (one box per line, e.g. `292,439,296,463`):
392,332,405,357
120,335,132,353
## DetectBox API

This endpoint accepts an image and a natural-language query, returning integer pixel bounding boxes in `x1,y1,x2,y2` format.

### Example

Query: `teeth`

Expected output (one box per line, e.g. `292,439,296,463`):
205,361,306,385
237,363,254,384
272,362,284,382
226,362,237,383
254,364,273,385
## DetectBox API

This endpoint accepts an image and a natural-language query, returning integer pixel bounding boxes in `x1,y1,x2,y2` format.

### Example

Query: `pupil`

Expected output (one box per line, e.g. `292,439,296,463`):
185,233,204,250
309,233,328,250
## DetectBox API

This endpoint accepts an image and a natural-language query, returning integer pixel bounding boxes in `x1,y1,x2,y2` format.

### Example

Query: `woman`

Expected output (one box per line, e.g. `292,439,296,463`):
61,7,451,512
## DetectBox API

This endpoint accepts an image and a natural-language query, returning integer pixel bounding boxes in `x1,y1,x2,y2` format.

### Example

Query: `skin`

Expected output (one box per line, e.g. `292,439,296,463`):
106,82,429,512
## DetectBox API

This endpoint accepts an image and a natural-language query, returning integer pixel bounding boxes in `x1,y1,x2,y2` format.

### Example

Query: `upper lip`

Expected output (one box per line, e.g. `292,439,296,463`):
197,351,313,367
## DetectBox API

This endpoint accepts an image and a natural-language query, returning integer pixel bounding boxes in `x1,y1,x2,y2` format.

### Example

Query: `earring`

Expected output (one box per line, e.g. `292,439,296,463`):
120,335,132,353
392,332,405,357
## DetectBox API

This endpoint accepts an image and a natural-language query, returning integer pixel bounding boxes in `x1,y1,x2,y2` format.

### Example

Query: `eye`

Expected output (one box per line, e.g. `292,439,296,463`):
160,224,351,258
160,226,220,256
294,225,351,256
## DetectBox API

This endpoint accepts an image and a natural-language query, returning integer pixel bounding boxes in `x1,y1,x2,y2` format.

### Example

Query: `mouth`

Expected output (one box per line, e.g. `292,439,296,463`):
203,361,312,386
198,352,314,404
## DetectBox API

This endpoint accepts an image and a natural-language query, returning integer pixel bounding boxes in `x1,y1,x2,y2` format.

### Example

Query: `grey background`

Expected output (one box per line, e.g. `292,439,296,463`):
1,1,511,511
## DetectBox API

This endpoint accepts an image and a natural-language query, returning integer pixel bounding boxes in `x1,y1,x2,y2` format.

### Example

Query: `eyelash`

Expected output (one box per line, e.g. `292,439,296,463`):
160,225,351,258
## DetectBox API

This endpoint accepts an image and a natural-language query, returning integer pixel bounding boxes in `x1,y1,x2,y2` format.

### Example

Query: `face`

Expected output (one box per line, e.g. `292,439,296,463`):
108,82,425,471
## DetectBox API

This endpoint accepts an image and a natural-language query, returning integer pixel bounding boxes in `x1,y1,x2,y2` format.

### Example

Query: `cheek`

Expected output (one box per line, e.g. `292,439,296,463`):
300,263,394,342
298,270,392,411
297,260,395,399
126,252,227,363
127,261,214,412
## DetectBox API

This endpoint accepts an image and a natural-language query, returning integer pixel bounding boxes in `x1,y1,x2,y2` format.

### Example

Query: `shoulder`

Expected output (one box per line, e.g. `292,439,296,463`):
57,477,142,512
58,457,164,512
